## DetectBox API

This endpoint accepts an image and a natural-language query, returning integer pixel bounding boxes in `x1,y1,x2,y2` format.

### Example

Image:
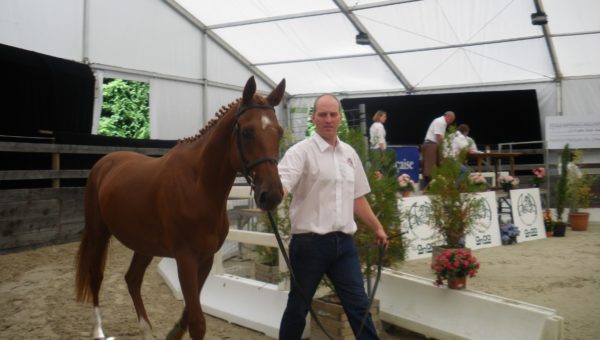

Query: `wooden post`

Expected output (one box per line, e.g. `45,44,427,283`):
52,153,60,188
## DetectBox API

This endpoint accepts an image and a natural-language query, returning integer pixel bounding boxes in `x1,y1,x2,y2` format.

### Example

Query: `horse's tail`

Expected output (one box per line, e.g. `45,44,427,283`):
75,172,111,304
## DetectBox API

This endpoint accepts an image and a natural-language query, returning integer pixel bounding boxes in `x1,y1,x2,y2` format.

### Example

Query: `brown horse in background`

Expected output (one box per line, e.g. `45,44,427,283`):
75,76,285,340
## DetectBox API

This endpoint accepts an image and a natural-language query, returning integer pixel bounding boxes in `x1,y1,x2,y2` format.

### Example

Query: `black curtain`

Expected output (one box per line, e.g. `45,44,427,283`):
0,43,95,137
342,90,542,147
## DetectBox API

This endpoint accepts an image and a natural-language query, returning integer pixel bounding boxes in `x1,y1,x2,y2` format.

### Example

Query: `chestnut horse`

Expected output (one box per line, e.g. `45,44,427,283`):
75,76,285,340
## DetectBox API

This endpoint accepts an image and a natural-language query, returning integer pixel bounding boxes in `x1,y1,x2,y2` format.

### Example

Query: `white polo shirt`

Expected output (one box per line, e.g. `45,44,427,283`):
278,134,371,235
369,122,386,149
424,116,447,143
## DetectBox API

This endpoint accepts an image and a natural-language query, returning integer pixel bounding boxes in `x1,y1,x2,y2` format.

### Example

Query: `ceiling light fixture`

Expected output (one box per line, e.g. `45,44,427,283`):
355,31,370,45
531,11,548,25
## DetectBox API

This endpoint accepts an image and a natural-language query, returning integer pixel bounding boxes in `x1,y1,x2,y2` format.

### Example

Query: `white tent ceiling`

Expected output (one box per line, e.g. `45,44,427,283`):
171,0,600,96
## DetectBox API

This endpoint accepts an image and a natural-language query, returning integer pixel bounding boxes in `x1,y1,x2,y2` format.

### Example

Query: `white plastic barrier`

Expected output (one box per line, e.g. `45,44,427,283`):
158,258,293,339
376,269,564,340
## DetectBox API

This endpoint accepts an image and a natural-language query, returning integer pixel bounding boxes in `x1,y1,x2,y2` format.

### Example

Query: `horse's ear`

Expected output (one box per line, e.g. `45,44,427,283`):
242,76,257,105
267,79,286,106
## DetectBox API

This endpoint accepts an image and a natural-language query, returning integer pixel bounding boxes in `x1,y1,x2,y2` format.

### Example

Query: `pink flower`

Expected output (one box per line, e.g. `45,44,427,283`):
532,167,545,178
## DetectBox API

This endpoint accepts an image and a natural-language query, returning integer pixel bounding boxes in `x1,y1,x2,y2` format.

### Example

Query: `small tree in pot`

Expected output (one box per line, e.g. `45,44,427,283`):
427,131,485,248
565,149,598,231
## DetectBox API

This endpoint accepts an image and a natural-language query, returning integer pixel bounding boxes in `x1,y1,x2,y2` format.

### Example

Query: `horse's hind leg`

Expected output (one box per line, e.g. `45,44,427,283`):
125,252,154,340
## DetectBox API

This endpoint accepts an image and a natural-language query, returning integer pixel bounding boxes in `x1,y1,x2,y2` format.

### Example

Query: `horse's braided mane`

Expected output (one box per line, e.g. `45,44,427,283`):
177,98,242,144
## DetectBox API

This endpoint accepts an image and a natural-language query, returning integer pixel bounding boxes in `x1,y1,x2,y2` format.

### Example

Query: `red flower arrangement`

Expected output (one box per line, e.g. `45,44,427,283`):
532,167,546,187
431,248,480,287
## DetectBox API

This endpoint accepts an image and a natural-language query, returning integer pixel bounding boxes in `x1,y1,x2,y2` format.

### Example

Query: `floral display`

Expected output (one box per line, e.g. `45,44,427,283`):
468,172,488,192
531,167,545,187
499,224,520,245
431,248,479,287
397,173,417,193
498,175,520,192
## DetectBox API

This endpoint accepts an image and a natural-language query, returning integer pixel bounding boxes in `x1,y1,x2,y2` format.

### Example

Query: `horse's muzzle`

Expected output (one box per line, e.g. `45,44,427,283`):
254,184,283,211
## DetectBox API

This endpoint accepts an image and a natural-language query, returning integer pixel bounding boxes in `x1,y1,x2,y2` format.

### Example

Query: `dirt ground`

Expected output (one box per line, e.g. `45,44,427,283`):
1,223,599,339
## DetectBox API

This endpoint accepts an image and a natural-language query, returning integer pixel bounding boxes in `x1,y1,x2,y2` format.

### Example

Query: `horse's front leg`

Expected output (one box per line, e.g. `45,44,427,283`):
172,255,213,340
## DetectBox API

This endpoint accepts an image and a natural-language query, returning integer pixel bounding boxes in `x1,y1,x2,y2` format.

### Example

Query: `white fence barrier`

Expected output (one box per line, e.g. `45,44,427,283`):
376,270,564,340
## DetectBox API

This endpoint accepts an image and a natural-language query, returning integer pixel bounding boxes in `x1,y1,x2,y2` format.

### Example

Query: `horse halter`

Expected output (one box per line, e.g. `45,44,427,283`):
234,103,279,189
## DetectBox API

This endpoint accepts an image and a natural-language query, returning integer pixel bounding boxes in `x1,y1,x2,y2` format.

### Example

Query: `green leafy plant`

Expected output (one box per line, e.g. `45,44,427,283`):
427,130,485,248
567,168,598,212
99,79,150,139
344,128,406,293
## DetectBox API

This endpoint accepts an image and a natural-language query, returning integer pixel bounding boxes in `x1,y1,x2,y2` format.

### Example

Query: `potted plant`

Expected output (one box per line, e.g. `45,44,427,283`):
531,167,546,188
499,223,520,245
397,173,417,197
498,175,520,192
431,248,480,289
566,152,598,231
553,144,570,237
468,172,488,192
427,134,486,249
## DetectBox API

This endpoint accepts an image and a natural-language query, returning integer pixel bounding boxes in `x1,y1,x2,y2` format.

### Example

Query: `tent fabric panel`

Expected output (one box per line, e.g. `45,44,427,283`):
357,0,539,52
389,38,554,88
544,0,600,34
553,34,600,77
88,0,203,79
0,0,83,61
149,79,203,140
562,78,600,117
259,55,405,94
174,0,336,26
213,13,372,64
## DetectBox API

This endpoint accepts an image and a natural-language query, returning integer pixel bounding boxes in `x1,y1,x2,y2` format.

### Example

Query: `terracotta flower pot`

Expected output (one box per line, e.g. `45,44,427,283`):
569,212,590,231
447,276,467,290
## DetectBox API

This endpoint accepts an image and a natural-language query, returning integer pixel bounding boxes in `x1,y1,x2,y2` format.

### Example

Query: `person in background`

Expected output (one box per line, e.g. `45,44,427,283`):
458,124,480,154
278,94,388,340
369,110,388,176
445,124,481,158
369,110,387,151
421,111,455,187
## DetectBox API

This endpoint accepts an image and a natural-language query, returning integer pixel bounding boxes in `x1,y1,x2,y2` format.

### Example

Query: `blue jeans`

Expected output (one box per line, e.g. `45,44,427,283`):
279,232,380,339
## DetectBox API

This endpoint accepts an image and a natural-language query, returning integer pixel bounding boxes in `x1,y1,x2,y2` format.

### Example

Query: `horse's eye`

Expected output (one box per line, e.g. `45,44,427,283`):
242,128,254,140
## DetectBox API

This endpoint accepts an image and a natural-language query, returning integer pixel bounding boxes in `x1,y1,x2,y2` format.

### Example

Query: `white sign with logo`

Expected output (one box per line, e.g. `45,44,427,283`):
399,192,502,261
464,191,502,250
510,188,546,242
398,196,443,260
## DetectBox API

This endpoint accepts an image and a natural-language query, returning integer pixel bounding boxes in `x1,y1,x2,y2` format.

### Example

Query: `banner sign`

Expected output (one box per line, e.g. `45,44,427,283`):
389,146,420,183
399,192,502,261
545,115,600,149
509,188,546,242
